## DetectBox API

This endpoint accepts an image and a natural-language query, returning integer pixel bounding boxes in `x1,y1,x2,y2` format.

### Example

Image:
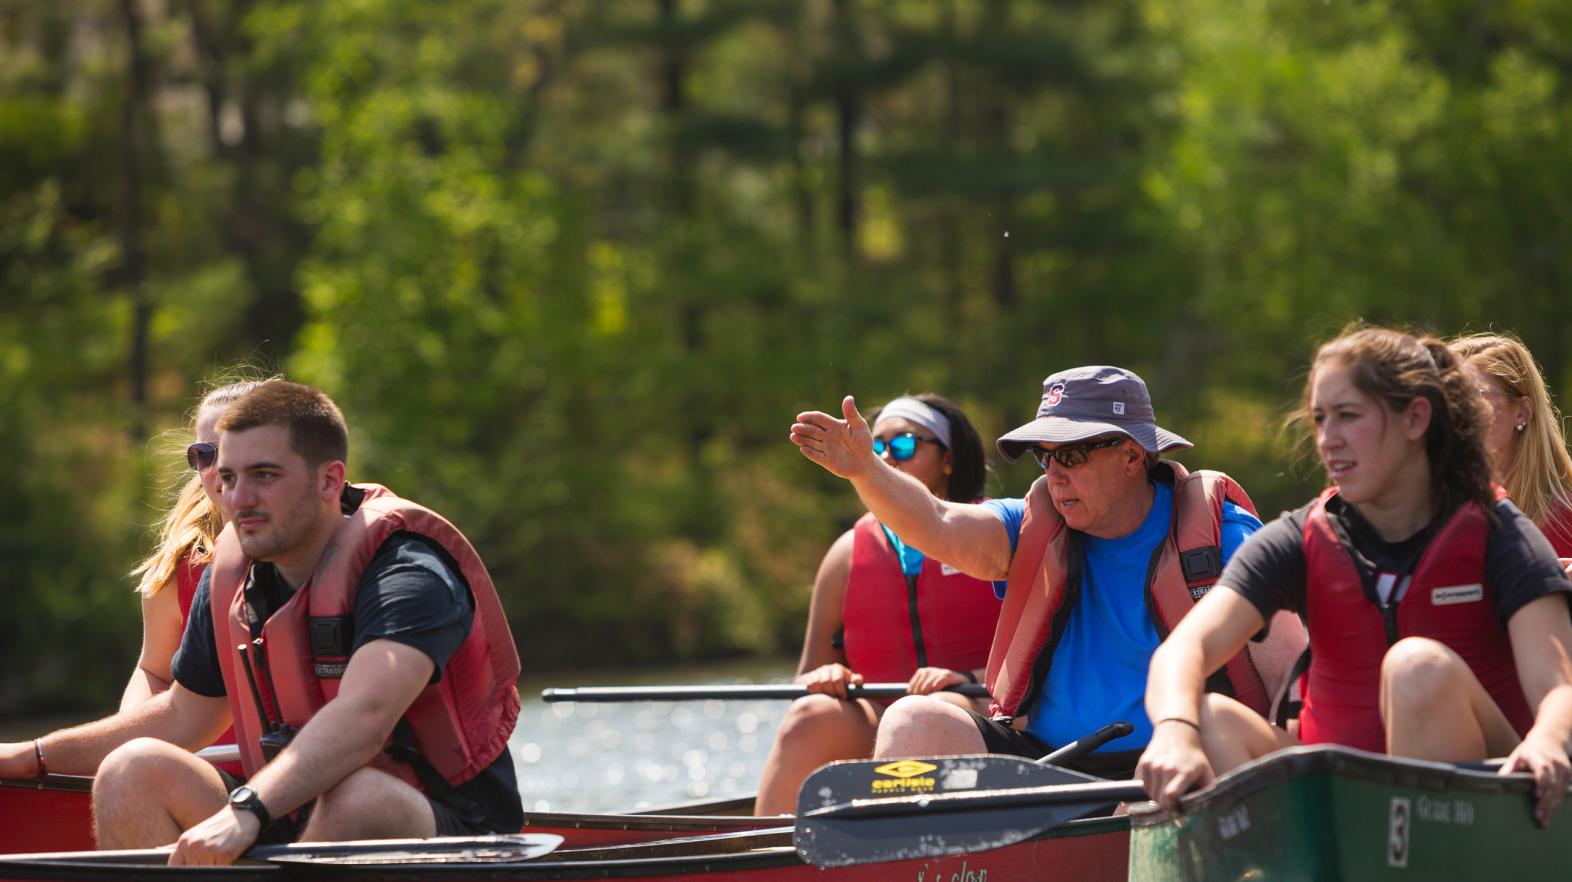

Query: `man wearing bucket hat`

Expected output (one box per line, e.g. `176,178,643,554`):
791,366,1305,778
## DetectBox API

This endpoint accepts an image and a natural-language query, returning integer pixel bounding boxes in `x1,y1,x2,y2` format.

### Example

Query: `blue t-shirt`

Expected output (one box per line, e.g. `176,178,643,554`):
980,482,1259,753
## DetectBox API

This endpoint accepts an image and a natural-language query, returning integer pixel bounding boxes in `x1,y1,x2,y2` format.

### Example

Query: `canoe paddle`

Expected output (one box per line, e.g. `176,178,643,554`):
541,683,990,702
0,833,564,870
793,722,1146,868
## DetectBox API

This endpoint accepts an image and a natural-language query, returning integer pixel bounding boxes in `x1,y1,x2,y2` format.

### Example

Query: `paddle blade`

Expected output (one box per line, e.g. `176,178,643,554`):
259,833,564,865
793,754,1116,868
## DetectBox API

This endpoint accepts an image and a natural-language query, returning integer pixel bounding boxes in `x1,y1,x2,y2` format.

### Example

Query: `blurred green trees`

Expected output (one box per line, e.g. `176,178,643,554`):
2,0,1569,711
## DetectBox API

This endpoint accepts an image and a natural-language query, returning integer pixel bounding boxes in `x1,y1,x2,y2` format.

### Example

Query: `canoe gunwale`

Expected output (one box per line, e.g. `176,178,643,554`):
0,775,92,795
1127,744,1536,828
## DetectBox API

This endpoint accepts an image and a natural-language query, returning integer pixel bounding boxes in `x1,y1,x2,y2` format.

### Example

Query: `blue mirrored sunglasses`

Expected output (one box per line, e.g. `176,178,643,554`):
872,433,943,462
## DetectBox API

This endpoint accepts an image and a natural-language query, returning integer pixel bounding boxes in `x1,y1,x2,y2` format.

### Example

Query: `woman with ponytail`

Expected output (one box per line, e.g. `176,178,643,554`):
1137,327,1572,826
1451,333,1572,556
123,380,265,728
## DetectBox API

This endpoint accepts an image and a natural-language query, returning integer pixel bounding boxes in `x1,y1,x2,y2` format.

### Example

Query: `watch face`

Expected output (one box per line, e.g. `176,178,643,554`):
229,786,255,805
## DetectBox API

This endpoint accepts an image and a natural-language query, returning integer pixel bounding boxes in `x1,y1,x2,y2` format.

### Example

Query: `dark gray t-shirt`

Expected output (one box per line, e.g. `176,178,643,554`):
173,533,522,832
1224,496,1572,631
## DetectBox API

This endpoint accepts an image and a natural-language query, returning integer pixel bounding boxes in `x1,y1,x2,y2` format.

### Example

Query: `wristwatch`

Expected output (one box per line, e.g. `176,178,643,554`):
227,785,272,830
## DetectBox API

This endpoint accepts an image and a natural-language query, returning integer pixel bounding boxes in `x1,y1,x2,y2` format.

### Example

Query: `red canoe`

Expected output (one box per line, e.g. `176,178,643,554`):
0,773,777,855
0,816,1129,882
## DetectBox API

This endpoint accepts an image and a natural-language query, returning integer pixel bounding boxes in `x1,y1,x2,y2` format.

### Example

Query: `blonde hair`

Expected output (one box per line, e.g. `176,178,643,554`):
1450,332,1572,526
130,378,271,596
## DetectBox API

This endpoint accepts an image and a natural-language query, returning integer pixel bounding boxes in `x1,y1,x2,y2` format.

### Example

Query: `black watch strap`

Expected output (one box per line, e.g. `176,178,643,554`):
228,785,272,830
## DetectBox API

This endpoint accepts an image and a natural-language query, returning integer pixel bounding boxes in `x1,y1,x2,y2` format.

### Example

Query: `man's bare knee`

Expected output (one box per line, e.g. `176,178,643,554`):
306,768,433,841
873,695,980,758
93,738,224,850
878,695,940,734
95,738,198,799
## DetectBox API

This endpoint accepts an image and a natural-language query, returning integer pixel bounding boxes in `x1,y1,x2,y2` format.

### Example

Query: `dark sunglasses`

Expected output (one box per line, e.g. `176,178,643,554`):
873,433,944,462
1031,436,1126,470
186,441,218,472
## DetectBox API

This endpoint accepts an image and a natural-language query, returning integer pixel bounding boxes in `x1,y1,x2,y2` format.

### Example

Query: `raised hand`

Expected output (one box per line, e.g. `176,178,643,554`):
791,396,876,480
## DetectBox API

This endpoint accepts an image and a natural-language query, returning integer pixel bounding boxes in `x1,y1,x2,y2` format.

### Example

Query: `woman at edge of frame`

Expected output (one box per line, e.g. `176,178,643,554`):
124,378,271,772
1451,332,1572,558
1137,325,1572,827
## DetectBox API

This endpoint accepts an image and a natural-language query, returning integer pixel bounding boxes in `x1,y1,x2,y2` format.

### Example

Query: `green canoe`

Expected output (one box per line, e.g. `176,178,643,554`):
1129,745,1566,881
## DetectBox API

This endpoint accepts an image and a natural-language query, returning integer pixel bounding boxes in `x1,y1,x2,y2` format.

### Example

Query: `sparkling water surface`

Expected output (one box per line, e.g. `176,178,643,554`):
513,659,792,813
2,658,797,816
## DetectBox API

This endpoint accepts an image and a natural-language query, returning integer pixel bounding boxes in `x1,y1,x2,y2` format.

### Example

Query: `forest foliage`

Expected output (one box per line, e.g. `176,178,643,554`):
3,0,1570,711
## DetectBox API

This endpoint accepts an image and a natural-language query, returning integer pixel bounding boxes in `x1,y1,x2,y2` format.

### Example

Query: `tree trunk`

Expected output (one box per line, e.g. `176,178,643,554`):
832,0,861,267
119,0,154,440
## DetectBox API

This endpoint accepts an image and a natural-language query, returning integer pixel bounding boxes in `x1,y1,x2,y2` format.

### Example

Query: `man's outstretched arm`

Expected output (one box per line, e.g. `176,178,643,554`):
792,394,1014,580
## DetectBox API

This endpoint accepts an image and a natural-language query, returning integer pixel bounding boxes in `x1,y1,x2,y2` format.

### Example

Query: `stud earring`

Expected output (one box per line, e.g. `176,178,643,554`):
1516,422,1526,432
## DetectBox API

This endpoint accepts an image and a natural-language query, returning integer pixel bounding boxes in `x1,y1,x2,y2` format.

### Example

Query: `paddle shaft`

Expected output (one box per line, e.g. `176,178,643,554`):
809,779,1149,821
542,683,990,702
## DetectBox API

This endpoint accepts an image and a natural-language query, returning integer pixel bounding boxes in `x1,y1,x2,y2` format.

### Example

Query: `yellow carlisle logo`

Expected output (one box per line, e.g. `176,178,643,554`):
870,760,939,794
874,760,938,778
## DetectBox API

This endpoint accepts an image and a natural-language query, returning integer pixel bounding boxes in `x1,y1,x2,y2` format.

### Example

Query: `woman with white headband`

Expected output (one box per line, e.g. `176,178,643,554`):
754,393,1001,815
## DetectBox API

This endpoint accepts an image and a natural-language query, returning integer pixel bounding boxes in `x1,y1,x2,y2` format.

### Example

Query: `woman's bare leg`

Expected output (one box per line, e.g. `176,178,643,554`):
753,694,881,816
1381,637,1520,761
1198,693,1301,775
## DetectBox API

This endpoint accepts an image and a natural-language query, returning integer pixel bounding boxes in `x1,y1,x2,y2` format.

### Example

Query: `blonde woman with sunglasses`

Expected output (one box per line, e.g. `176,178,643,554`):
122,380,266,771
1451,333,1572,557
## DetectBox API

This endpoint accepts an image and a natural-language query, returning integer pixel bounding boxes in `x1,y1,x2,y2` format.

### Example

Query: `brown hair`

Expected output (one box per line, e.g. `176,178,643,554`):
131,378,271,596
1303,326,1495,518
1450,332,1572,525
218,379,349,468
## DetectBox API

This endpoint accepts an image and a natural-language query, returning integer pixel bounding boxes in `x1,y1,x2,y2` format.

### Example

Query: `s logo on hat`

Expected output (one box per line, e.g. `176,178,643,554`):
1045,383,1066,407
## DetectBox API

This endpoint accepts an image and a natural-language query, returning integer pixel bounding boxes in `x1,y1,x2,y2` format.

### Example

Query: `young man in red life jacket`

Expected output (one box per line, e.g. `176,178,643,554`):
0,380,521,864
791,366,1306,779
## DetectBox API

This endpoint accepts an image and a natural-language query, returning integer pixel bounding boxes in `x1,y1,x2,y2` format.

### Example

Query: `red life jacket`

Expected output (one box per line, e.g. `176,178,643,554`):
1298,489,1533,751
1541,499,1572,559
985,462,1306,719
175,553,240,773
208,484,521,789
176,554,206,621
841,513,1000,685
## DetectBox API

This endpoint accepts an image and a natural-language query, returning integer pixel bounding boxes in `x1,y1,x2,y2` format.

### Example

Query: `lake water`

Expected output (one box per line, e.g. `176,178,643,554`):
515,659,793,813
3,658,797,815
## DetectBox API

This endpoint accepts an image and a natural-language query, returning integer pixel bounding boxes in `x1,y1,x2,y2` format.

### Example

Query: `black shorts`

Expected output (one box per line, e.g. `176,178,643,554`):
965,710,1142,780
217,770,488,844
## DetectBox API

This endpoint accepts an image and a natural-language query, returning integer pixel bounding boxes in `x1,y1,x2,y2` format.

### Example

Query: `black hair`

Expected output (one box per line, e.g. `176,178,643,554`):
870,393,988,503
